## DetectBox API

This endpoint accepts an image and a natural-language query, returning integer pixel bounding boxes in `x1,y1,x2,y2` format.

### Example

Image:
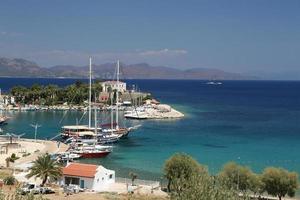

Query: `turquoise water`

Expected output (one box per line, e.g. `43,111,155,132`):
1,79,300,181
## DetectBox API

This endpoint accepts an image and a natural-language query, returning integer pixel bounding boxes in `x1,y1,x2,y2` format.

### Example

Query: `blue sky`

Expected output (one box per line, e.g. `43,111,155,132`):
0,0,300,79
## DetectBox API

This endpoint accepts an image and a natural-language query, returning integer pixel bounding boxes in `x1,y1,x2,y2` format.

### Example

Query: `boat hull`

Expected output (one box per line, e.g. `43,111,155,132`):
78,151,110,158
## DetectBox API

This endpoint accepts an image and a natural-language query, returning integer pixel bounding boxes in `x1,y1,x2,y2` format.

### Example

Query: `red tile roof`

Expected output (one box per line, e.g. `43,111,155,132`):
63,163,98,178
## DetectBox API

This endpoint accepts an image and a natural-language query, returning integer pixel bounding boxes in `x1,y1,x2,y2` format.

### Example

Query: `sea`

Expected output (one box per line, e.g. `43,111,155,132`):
0,78,300,182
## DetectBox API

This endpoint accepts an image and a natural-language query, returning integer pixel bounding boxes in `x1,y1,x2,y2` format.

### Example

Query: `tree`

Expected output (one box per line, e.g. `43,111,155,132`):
261,167,299,200
26,154,62,186
129,172,138,186
10,86,28,104
248,173,264,196
164,153,205,195
218,162,255,193
178,174,239,200
164,153,239,200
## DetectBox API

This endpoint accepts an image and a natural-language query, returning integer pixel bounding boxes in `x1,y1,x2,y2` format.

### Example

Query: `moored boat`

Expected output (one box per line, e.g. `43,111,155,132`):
0,116,9,126
71,148,111,158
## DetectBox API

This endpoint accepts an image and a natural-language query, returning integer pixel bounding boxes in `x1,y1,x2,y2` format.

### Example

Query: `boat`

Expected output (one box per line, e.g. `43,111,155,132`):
60,57,101,141
97,132,122,144
71,148,111,158
60,125,99,141
53,152,82,162
206,81,222,85
124,110,148,119
67,140,113,158
0,116,9,126
100,61,132,137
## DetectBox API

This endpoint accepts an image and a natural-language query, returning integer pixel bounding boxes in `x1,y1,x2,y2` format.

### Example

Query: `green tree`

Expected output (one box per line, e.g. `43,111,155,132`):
261,167,299,200
26,154,62,186
42,84,59,105
164,153,205,195
218,162,255,193
164,153,239,200
248,173,264,196
29,84,42,104
10,86,28,104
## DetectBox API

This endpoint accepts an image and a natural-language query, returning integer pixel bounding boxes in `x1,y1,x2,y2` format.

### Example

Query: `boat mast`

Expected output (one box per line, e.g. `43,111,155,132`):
116,60,119,130
88,57,92,128
94,96,97,135
110,91,113,134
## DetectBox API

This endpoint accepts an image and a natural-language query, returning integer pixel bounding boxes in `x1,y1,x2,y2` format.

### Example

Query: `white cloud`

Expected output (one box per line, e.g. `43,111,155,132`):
0,31,23,37
138,49,188,56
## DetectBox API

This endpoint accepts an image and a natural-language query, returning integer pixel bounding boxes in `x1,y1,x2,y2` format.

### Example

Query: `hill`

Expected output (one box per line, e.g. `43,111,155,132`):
0,57,257,80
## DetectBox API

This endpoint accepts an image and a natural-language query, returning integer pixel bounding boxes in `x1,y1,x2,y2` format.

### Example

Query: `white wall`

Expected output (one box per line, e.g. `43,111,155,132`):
61,175,94,190
92,167,115,191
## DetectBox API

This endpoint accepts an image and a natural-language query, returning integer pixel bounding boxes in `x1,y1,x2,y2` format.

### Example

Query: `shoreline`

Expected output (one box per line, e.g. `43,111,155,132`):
0,138,68,169
0,104,185,120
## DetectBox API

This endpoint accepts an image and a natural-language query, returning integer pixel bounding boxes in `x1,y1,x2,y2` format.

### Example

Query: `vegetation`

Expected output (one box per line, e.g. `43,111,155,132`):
5,154,20,168
261,167,298,200
163,153,238,200
9,192,49,200
0,191,3,200
218,162,263,195
0,169,12,179
3,176,16,185
10,82,103,106
164,153,299,200
26,154,62,186
9,153,20,162
164,153,204,193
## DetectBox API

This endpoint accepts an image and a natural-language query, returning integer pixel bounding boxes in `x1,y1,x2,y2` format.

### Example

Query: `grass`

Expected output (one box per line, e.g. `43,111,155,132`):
0,169,13,179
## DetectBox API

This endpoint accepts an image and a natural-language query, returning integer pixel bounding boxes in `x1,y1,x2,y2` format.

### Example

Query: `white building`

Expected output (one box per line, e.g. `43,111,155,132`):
102,81,126,93
61,163,115,191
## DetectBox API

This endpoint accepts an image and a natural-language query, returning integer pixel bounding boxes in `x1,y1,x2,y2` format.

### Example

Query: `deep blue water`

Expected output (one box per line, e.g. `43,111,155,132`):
1,78,300,181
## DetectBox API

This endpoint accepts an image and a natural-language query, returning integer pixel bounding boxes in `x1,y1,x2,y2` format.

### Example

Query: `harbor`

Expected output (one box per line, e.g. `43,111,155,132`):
0,60,178,198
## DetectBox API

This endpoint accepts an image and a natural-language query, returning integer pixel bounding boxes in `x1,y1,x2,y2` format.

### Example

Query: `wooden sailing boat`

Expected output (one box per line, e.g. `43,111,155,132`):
101,60,131,137
68,57,111,158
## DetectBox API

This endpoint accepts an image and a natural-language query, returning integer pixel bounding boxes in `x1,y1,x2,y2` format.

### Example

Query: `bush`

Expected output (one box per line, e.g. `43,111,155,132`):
9,153,20,162
3,176,16,185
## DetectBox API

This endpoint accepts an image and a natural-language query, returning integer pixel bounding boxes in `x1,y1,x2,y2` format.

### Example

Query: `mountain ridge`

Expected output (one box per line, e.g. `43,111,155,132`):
0,57,258,80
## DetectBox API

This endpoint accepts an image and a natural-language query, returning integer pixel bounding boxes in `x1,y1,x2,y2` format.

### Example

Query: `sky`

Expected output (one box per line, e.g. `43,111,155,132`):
0,0,300,79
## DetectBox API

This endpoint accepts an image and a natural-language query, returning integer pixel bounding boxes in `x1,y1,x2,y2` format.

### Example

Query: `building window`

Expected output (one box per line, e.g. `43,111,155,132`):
109,174,113,179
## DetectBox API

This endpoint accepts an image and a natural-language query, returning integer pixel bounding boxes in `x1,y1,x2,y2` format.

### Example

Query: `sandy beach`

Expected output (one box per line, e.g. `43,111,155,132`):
0,138,68,168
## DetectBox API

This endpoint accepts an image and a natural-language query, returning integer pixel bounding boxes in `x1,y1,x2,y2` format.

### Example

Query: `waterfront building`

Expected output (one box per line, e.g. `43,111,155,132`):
0,95,15,106
61,163,115,191
101,81,127,93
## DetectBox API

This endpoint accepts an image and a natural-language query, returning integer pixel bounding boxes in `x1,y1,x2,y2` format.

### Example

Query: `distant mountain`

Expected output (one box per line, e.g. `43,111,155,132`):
0,57,52,77
0,57,257,80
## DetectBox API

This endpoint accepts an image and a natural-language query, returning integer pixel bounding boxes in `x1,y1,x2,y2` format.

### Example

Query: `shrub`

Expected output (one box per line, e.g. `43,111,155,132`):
3,176,16,185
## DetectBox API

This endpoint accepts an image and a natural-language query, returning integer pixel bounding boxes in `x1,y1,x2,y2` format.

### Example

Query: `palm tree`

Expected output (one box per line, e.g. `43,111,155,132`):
26,154,62,186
